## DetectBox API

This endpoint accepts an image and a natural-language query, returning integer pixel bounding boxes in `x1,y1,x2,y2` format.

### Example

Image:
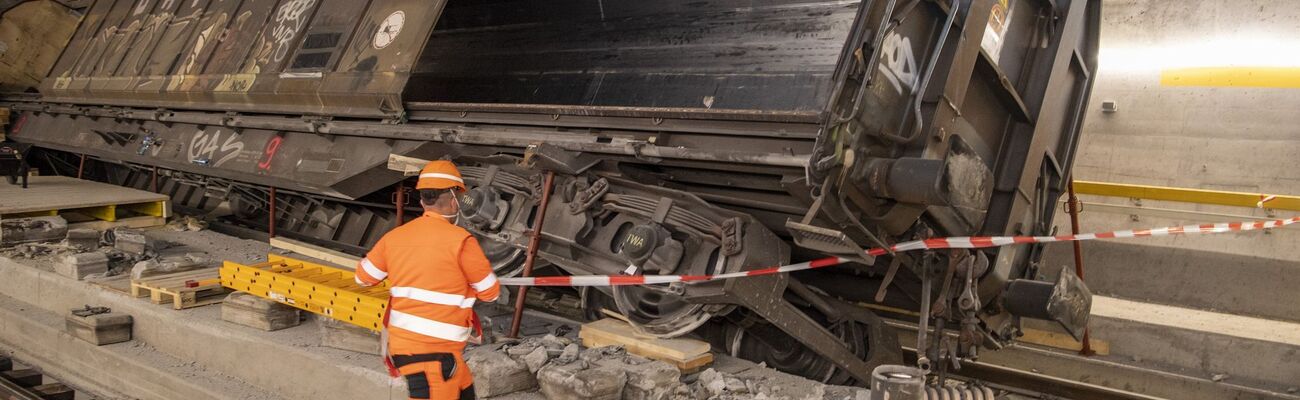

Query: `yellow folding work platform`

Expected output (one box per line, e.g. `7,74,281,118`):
220,254,388,332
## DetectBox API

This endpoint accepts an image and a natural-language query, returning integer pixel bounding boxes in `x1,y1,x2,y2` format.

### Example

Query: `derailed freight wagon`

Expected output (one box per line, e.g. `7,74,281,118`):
8,0,1100,385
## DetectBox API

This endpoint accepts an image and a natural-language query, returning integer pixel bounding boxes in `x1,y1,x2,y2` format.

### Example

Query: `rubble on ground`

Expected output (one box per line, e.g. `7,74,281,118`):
166,216,209,232
110,228,154,256
465,335,870,400
0,216,68,246
130,253,210,280
64,228,101,250
1,223,219,281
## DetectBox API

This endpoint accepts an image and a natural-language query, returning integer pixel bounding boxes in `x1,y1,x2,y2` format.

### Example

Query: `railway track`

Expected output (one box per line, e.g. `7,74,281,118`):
0,356,75,400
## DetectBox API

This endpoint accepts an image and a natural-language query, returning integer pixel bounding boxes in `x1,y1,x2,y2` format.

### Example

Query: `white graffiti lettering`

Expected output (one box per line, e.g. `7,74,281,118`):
270,0,318,63
879,31,918,95
134,0,153,16
188,129,245,167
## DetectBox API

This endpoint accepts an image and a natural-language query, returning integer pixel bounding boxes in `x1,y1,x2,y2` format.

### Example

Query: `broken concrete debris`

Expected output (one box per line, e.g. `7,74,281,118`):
466,346,539,398
130,253,209,280
64,228,101,250
1,242,55,259
166,215,209,232
319,317,381,355
54,251,109,280
538,361,630,400
0,216,68,246
463,334,868,400
222,291,301,331
111,228,152,256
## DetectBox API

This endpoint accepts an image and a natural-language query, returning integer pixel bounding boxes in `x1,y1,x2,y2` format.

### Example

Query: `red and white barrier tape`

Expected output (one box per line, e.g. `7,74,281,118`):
499,217,1299,287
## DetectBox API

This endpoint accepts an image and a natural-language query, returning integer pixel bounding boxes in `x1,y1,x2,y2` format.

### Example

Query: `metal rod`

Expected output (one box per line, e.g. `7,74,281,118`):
1067,180,1094,356
268,186,277,239
509,171,556,338
915,258,935,371
395,181,406,224
1073,180,1300,212
76,154,86,179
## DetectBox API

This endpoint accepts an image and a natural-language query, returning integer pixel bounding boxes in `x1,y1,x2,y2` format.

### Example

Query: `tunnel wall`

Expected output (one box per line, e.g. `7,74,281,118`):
1044,0,1300,320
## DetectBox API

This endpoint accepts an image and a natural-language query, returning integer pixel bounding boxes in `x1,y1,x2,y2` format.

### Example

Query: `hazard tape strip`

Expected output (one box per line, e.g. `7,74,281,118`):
499,217,1299,287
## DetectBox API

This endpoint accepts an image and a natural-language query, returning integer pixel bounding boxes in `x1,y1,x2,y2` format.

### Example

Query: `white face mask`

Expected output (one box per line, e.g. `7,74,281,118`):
440,194,461,223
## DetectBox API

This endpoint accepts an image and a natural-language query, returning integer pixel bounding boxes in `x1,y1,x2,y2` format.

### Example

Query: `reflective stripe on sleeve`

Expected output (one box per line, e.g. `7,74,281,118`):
471,273,498,292
390,286,476,308
388,310,471,342
359,258,387,281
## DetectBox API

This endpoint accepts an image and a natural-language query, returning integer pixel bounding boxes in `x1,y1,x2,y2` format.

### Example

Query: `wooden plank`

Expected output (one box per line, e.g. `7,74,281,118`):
269,237,359,268
69,216,166,231
579,319,713,373
0,176,169,215
1017,327,1111,356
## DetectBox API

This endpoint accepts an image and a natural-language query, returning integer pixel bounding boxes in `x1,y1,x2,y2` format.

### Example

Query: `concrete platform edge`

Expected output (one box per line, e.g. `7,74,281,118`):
0,256,400,400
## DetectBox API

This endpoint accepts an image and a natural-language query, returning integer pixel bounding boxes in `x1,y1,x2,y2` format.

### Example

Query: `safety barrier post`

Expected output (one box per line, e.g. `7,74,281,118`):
268,187,277,238
395,182,406,224
1067,180,1095,356
509,171,556,338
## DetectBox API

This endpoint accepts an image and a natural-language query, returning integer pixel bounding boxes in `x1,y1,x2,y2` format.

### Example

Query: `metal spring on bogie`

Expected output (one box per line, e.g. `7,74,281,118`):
923,384,996,400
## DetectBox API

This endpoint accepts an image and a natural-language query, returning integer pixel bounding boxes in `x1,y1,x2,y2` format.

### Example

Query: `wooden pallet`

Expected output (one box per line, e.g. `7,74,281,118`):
130,269,229,310
0,176,169,226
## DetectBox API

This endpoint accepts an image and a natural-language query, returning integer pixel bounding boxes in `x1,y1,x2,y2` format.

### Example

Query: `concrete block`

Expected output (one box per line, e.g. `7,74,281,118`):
592,356,681,400
65,228,101,250
0,216,68,245
537,362,627,400
2,369,41,386
221,292,300,331
466,347,538,397
32,383,75,400
112,229,151,255
319,318,380,355
65,312,132,345
54,252,109,280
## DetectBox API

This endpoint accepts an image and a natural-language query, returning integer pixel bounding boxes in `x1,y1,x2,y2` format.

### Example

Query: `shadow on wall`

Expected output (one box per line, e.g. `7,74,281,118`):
0,1,78,92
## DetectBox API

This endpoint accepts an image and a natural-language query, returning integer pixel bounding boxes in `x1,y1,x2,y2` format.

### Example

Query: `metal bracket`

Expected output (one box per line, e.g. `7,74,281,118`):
785,221,876,266
692,275,880,384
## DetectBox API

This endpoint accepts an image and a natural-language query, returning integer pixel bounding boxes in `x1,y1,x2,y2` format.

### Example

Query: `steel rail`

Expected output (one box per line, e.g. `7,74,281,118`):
0,378,43,400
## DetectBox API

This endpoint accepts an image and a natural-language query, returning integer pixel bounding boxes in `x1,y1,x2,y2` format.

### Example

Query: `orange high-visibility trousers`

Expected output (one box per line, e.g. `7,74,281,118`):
393,352,475,400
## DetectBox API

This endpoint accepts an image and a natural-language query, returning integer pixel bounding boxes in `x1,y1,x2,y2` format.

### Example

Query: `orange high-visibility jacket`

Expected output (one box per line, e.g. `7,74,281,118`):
354,212,501,355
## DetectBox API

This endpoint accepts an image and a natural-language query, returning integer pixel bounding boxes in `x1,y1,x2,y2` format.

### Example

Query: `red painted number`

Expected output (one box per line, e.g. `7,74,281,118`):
258,136,283,171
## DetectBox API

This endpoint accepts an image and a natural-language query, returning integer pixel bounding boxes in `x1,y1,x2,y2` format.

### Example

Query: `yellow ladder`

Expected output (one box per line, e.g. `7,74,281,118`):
220,255,388,332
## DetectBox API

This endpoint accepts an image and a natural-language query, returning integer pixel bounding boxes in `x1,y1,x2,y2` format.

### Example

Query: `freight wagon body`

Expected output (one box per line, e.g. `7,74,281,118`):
8,0,1100,384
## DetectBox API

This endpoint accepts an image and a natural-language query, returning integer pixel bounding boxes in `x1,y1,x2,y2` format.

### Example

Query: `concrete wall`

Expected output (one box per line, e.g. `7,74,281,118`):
1078,0,1300,194
1044,0,1300,317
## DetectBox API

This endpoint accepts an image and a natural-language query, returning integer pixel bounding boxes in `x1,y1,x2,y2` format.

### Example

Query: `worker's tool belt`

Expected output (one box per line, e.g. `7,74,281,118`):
391,352,457,381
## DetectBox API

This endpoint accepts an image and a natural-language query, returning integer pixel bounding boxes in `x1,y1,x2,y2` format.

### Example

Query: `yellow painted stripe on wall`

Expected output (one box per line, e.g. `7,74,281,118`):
1161,67,1300,88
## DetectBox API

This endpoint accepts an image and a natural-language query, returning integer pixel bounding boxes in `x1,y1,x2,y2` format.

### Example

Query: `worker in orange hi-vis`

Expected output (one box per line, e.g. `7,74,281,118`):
354,160,501,400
